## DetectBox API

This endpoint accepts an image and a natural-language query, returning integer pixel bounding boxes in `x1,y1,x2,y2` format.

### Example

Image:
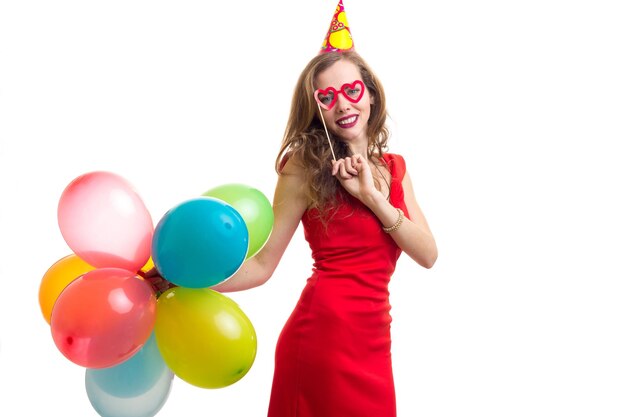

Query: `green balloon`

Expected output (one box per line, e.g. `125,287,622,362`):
203,183,273,259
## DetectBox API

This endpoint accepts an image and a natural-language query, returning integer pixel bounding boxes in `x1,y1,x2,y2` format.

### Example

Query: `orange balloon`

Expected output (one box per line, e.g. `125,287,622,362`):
38,254,96,324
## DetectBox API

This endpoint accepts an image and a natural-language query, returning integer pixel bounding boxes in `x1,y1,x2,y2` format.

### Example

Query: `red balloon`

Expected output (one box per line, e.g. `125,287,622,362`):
50,268,156,369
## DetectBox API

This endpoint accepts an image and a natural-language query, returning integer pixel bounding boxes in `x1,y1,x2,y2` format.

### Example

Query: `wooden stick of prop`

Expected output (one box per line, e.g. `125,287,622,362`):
316,102,337,162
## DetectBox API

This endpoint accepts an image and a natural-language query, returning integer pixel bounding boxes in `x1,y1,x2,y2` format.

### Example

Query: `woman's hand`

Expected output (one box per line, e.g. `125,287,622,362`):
140,267,176,296
331,154,380,203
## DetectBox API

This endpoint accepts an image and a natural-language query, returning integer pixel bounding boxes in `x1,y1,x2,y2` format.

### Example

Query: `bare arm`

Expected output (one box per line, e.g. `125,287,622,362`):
211,158,309,292
332,154,438,269
365,170,438,268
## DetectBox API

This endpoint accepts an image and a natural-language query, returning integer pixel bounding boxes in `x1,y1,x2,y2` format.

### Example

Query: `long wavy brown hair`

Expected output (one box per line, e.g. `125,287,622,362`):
275,51,390,219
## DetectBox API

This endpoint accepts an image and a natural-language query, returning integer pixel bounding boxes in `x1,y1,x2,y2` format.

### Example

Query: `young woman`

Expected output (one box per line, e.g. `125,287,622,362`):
212,49,437,417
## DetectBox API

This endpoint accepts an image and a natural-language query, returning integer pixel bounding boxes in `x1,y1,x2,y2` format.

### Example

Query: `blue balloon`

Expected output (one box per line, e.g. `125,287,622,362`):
85,333,174,417
152,197,249,288
87,333,165,398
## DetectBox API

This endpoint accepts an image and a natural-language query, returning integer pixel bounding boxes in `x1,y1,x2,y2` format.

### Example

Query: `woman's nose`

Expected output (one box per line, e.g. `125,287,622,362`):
335,94,352,112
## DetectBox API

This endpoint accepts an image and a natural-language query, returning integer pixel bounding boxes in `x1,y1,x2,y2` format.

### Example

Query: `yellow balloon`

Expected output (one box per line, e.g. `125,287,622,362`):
154,287,257,389
140,256,155,273
38,254,96,324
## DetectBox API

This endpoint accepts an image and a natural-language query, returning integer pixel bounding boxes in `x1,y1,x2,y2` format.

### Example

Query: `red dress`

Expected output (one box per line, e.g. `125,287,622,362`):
268,154,409,417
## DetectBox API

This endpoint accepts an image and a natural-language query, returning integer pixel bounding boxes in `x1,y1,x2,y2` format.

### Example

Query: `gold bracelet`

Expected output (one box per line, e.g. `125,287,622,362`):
382,208,404,233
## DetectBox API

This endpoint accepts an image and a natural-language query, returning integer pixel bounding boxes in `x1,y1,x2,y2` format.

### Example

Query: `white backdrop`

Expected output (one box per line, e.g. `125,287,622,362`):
1,1,625,416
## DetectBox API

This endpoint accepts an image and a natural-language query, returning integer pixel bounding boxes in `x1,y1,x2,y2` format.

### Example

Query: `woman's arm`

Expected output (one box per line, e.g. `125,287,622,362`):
366,170,438,269
332,154,438,269
211,158,309,292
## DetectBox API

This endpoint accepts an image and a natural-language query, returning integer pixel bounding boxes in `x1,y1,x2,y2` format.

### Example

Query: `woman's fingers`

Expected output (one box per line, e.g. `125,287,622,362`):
338,161,352,179
352,154,366,171
332,158,355,179
331,159,341,176
344,157,358,175
332,155,370,180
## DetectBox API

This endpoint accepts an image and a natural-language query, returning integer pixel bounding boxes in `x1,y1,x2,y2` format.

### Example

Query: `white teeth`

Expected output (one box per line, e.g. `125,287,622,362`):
338,116,357,125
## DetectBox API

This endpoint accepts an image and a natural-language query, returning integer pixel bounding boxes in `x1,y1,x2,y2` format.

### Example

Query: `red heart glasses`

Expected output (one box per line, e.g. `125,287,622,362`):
314,80,365,110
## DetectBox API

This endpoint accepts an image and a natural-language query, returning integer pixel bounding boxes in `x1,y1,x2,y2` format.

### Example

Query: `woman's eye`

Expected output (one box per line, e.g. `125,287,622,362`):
319,93,334,104
346,88,360,97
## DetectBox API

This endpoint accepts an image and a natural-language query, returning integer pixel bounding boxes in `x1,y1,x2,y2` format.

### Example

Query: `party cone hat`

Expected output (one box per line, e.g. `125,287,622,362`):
320,0,354,53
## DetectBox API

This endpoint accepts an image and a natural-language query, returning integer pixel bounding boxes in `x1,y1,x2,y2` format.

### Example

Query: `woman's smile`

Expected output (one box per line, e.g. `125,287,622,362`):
337,114,359,128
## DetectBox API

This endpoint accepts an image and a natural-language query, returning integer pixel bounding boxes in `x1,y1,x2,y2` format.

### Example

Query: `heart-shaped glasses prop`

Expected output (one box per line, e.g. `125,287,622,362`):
313,80,366,161
314,80,365,110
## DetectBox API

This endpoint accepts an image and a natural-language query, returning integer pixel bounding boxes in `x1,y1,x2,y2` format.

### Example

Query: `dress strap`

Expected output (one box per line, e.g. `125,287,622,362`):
383,153,406,182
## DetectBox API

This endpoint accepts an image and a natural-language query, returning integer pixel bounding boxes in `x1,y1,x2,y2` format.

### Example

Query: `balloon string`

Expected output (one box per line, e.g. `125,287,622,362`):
317,102,337,162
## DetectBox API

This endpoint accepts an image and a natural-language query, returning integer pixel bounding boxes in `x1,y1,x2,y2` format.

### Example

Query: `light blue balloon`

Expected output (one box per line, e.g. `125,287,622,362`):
87,333,165,398
152,197,249,288
85,333,174,417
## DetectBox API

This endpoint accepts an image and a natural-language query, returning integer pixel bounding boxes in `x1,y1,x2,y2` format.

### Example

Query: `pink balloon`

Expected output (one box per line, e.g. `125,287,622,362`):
50,268,157,369
58,171,153,271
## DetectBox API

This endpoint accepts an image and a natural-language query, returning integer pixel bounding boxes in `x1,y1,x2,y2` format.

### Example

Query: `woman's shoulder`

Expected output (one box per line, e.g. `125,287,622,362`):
278,151,306,177
383,152,405,161
382,152,407,168
275,152,309,205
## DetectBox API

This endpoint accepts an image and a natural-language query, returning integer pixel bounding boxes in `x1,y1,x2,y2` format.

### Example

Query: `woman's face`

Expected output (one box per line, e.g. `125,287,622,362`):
314,59,373,146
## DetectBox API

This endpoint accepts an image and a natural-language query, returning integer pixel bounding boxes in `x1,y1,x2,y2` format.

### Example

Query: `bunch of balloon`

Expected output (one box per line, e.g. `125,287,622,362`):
38,171,173,417
39,173,273,416
151,183,274,389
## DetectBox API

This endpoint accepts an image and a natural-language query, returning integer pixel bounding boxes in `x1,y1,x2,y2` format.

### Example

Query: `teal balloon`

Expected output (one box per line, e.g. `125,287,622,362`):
152,197,249,288
203,183,273,259
85,333,174,417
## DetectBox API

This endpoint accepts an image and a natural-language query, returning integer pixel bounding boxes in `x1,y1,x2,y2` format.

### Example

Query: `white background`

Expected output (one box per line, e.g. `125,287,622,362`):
1,0,625,416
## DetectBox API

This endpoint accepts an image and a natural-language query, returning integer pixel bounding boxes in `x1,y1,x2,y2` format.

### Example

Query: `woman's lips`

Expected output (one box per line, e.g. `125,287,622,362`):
336,114,358,128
